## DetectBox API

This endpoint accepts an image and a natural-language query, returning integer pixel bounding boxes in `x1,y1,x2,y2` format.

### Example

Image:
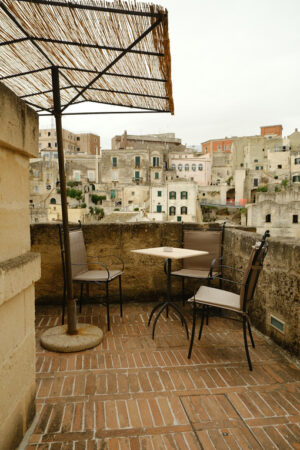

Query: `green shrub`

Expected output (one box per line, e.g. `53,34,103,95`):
257,185,268,192
114,208,120,211
91,194,106,205
66,188,82,201
281,179,289,188
81,203,86,208
134,207,139,211
275,186,281,192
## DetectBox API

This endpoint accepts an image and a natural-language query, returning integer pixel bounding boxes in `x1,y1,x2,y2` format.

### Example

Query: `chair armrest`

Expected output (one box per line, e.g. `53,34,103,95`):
99,254,124,272
208,256,224,278
214,275,244,285
77,260,110,279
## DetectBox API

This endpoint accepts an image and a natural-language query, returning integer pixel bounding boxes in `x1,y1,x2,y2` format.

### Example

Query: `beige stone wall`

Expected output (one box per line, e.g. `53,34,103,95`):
31,223,299,357
0,83,40,450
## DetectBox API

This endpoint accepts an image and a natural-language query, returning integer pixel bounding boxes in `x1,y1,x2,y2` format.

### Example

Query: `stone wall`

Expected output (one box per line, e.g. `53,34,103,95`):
223,229,299,357
31,223,299,357
0,83,40,450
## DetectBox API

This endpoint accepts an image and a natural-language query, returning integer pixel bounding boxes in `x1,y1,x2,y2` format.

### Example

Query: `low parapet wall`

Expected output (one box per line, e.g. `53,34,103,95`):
31,223,299,356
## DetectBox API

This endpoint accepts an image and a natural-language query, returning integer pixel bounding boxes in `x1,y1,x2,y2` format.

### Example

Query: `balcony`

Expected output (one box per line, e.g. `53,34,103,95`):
19,224,300,447
132,177,143,184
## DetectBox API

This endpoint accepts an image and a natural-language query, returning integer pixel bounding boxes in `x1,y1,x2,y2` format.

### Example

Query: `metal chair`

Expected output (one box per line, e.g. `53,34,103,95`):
187,230,270,370
171,223,226,305
58,223,123,330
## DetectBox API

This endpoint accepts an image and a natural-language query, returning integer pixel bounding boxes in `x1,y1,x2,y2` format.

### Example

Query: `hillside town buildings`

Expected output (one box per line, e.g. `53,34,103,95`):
30,125,300,236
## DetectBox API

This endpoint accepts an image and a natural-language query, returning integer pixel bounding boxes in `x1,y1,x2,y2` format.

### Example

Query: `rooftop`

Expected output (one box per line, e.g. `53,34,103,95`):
24,301,300,448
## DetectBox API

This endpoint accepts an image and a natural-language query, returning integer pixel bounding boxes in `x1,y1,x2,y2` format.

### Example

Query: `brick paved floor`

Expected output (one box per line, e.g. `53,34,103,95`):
25,302,299,449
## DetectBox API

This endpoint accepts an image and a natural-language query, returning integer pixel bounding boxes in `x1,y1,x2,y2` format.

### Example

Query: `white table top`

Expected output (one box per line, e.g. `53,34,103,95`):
131,247,208,260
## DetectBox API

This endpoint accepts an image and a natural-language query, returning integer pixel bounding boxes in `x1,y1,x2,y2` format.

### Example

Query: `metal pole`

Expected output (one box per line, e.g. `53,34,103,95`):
51,65,77,334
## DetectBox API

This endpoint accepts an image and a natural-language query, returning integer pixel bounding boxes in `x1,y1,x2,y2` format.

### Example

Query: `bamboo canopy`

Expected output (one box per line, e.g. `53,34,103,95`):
0,0,174,340
0,0,174,115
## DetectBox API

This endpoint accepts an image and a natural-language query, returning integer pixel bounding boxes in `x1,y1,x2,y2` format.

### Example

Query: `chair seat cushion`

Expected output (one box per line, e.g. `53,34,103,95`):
73,269,122,282
171,268,219,279
187,285,240,311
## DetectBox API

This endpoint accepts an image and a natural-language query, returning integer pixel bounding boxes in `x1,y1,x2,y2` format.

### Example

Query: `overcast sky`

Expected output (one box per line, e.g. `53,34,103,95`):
39,0,300,149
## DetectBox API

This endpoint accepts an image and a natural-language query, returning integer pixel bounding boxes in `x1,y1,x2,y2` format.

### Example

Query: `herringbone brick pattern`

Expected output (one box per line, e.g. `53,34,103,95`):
25,303,299,449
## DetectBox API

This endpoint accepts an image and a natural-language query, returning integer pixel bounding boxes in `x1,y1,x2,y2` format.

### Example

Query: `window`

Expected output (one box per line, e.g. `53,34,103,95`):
192,163,196,171
39,143,42,148
266,214,271,223
153,156,159,167
181,191,188,200
55,142,57,147
293,215,298,224
112,157,117,167
295,158,300,165
135,156,140,168
73,170,81,181
87,170,95,181
48,142,51,148
277,165,282,169
169,206,176,216
256,166,263,170
293,175,300,182
181,206,188,215
131,192,135,196
171,163,176,171
34,186,38,192
254,159,258,163
178,163,183,172
48,132,51,136
135,171,140,181
198,163,203,171
253,178,258,187
218,145,221,151
156,205,162,213
177,216,182,222
155,172,159,179
110,190,116,199
157,191,162,197
50,198,56,204
77,147,80,151
113,171,117,181
77,137,80,141
184,164,189,171
169,191,176,200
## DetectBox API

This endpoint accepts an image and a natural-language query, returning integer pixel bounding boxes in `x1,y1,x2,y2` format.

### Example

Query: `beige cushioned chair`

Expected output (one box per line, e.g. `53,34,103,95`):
187,231,269,371
171,224,225,305
59,225,123,331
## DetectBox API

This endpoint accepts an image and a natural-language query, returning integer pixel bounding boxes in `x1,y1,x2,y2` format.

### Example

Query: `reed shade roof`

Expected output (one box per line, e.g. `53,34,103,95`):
0,0,174,114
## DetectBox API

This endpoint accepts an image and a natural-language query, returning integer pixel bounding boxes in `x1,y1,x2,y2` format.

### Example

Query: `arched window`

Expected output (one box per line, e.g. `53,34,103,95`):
171,163,176,171
192,163,196,171
91,184,95,191
198,163,203,171
185,164,189,171
169,206,176,216
181,191,188,200
178,163,183,171
50,198,56,204
169,191,176,200
181,206,188,215
265,214,271,223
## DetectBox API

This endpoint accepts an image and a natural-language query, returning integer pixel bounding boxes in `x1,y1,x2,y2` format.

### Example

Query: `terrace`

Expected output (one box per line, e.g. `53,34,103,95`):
27,300,299,448
20,223,300,449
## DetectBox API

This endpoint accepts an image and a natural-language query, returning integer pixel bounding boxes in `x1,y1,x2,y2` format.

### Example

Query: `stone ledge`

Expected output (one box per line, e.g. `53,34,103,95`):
0,82,38,158
0,252,41,306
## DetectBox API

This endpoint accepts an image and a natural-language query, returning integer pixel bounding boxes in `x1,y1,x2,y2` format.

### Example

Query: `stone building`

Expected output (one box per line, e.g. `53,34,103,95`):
169,151,211,186
201,137,233,155
39,128,100,155
112,131,182,152
246,187,300,238
149,179,199,223
0,83,40,449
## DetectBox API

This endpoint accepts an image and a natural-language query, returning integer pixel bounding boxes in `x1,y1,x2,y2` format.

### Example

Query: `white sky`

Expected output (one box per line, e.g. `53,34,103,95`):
39,0,300,148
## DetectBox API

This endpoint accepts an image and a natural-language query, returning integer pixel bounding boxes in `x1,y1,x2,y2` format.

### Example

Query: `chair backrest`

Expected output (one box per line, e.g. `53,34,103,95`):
240,231,269,310
183,228,223,272
69,229,89,278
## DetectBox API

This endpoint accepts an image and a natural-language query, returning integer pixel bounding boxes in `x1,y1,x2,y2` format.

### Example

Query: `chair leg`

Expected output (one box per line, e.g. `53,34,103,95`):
106,281,110,331
206,306,209,325
198,305,205,341
79,283,84,313
182,277,185,306
247,317,255,348
243,316,253,371
119,275,123,317
62,281,66,325
188,301,197,359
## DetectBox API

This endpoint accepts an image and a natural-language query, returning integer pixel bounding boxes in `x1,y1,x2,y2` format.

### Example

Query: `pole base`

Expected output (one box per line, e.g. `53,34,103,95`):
40,323,103,353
